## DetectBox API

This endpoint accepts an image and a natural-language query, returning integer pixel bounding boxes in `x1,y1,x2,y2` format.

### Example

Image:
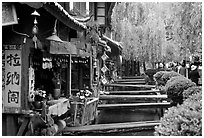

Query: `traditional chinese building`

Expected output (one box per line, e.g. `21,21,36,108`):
2,2,122,136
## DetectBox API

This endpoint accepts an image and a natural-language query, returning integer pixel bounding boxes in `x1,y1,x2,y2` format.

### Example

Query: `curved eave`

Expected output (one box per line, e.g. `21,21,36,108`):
74,15,93,23
43,2,87,32
101,35,123,56
102,35,122,50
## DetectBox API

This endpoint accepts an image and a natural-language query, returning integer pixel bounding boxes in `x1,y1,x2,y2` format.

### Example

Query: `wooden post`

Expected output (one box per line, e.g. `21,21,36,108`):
90,52,93,89
69,54,72,97
81,99,87,126
6,114,18,136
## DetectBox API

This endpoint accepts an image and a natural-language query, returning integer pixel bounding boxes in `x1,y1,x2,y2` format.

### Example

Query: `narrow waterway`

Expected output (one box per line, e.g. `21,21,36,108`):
93,108,159,136
97,108,160,124
72,108,160,136
64,107,160,136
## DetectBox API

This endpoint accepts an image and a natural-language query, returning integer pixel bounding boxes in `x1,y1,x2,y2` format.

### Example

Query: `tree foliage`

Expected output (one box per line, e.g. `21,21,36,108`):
111,2,202,65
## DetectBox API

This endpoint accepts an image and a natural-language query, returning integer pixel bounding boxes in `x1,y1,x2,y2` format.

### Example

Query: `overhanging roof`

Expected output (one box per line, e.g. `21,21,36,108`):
101,35,122,56
98,38,111,52
43,2,87,32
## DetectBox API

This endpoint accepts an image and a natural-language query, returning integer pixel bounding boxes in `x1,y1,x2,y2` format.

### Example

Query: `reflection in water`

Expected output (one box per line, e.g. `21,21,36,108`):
89,108,160,136
97,108,160,124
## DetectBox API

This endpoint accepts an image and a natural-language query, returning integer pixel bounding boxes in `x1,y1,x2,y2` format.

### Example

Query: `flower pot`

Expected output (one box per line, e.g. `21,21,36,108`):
33,101,42,109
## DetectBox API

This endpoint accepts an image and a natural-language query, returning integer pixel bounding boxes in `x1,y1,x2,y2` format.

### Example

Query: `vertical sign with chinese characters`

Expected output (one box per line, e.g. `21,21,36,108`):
4,45,21,112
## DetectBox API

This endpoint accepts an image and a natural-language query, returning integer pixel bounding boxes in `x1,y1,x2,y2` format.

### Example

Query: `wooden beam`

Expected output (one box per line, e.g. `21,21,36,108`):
17,118,29,136
87,97,99,105
63,120,160,133
107,89,161,94
114,78,145,82
99,94,168,100
104,83,155,88
98,102,171,110
116,81,146,85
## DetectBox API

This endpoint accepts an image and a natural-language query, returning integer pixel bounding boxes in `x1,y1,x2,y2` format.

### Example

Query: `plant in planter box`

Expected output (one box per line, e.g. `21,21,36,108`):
153,71,166,86
165,76,196,105
145,69,158,84
33,90,46,109
161,71,181,84
154,71,181,87
183,86,201,100
154,92,202,136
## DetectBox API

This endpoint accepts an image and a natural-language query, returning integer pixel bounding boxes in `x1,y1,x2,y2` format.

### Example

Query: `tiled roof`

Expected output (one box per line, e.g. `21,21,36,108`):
44,2,87,31
102,35,123,50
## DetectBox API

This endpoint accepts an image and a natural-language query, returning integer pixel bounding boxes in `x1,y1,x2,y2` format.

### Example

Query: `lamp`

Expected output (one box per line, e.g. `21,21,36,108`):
46,19,63,43
31,10,40,49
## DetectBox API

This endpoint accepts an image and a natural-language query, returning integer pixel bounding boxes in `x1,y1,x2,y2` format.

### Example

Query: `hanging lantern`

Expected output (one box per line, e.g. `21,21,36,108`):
32,25,38,35
31,10,40,49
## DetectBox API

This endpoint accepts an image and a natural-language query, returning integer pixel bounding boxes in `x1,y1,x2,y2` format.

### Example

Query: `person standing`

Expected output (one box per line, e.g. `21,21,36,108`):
179,62,186,77
189,65,200,86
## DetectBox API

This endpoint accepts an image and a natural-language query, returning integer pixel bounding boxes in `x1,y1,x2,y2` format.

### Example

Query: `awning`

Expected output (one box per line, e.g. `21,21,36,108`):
50,41,77,55
77,49,91,57
43,2,87,32
101,35,122,56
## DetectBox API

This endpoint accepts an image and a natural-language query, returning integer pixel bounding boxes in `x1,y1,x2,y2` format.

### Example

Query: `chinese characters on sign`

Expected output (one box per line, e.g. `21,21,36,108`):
4,46,21,110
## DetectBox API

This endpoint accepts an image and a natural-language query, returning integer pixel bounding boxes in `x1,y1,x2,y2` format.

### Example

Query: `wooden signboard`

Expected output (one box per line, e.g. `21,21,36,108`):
3,45,22,113
2,3,18,26
50,41,77,55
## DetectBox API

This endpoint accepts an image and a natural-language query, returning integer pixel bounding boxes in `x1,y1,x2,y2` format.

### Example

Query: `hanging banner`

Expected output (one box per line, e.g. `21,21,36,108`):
3,45,21,113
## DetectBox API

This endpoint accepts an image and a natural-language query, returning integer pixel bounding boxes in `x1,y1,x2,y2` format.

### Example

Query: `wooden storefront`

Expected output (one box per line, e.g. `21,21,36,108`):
2,2,100,136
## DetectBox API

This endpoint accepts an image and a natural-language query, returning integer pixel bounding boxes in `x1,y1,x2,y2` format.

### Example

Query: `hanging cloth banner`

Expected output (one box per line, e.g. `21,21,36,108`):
28,67,35,102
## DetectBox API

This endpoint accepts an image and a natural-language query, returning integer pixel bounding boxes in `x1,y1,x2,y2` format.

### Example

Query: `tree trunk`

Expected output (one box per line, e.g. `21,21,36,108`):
143,61,146,72
137,61,140,76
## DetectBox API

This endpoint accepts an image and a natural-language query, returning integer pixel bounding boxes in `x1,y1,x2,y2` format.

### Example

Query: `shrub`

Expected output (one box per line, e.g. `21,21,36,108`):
154,92,202,136
154,71,181,86
153,71,166,86
183,86,202,100
161,71,181,84
145,69,158,84
165,76,196,105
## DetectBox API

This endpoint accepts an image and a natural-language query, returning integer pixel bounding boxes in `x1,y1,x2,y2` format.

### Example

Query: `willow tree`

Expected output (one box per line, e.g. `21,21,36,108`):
111,2,202,69
165,2,202,60
111,2,167,69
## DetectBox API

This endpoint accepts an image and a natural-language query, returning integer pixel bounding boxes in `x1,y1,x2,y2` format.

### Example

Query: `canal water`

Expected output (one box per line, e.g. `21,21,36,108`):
70,108,160,136
65,87,161,136
97,108,160,124
94,108,158,136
